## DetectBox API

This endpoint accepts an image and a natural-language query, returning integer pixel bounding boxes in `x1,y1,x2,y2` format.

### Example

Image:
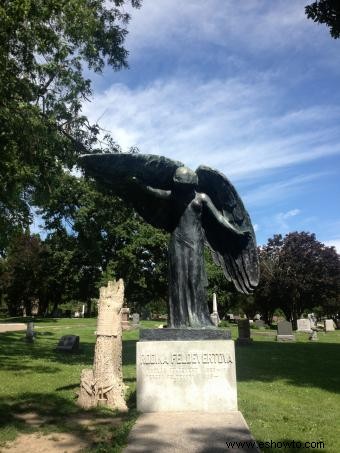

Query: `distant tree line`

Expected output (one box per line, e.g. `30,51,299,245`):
1,225,338,323
206,231,339,325
0,176,168,316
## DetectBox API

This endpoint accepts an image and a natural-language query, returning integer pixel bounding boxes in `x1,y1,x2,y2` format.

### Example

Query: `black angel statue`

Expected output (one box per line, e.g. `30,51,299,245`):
80,153,259,329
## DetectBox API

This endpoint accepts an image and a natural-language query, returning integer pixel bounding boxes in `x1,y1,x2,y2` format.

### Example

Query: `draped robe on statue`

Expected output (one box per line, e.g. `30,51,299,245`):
168,194,212,328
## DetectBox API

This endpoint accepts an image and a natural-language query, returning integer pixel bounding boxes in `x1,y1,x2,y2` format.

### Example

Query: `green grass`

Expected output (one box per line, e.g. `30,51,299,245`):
0,319,340,452
0,318,140,452
236,329,340,453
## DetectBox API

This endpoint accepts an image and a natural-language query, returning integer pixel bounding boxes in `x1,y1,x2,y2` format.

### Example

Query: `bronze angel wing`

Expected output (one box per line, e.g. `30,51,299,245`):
196,165,260,294
80,153,184,232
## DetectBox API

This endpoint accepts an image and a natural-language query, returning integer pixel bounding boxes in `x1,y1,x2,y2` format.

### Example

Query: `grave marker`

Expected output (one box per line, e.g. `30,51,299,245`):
132,313,140,326
276,320,295,342
236,319,253,345
254,319,266,328
56,335,79,352
296,318,311,332
324,319,335,332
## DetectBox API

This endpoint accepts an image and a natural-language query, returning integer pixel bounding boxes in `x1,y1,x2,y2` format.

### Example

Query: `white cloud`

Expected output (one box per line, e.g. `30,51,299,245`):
275,208,301,232
243,173,326,207
280,209,301,220
83,76,340,188
126,0,315,55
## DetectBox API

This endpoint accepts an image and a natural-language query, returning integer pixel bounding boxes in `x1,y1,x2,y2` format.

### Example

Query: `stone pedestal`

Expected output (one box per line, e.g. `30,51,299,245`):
210,312,219,326
277,335,295,342
137,330,237,413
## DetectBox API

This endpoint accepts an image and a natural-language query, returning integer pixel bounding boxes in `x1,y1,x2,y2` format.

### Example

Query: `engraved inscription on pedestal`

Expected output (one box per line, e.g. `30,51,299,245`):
137,340,237,412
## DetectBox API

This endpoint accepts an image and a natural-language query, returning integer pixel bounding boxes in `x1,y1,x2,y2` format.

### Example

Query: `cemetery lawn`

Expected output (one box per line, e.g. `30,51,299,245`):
0,320,339,452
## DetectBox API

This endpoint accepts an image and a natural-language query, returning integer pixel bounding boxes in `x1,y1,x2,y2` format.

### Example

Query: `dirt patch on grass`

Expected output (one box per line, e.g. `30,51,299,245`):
3,411,124,452
13,411,53,427
2,432,89,453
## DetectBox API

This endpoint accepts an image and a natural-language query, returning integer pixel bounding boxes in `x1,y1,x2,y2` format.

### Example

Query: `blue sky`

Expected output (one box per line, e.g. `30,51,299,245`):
39,0,340,249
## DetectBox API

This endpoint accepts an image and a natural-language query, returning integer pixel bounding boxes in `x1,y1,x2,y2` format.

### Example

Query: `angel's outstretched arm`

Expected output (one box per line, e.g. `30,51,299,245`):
200,193,249,238
131,177,172,200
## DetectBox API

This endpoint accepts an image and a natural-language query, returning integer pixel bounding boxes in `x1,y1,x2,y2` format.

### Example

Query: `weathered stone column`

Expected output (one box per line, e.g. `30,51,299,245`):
78,279,127,411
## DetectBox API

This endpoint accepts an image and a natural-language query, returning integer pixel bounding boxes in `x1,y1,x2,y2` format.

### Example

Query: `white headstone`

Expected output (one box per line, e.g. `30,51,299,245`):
297,318,311,332
137,340,237,412
82,304,85,317
324,319,335,332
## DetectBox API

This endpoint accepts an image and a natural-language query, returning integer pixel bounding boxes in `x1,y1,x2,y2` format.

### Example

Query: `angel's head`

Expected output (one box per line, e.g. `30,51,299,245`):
173,166,198,189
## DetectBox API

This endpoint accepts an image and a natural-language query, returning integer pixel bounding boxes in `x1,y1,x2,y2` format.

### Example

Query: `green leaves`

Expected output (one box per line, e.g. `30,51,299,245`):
255,232,340,321
0,0,141,252
305,1,340,39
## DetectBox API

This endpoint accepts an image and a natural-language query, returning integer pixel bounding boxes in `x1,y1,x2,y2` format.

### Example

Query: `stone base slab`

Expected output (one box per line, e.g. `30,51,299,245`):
277,335,295,342
123,411,259,452
137,339,237,412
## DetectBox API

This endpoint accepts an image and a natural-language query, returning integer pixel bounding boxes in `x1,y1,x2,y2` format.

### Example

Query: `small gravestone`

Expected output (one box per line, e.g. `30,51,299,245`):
324,319,335,332
121,307,130,330
56,335,79,352
276,320,295,342
236,319,253,345
297,318,311,332
132,313,140,326
254,319,265,328
25,322,35,343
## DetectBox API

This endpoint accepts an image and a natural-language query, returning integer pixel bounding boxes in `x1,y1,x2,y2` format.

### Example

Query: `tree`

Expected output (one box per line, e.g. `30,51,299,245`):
39,172,169,313
0,0,141,253
4,232,48,316
305,1,340,38
254,232,340,324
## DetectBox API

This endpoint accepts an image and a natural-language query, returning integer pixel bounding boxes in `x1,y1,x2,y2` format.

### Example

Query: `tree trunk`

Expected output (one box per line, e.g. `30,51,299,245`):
78,279,127,411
